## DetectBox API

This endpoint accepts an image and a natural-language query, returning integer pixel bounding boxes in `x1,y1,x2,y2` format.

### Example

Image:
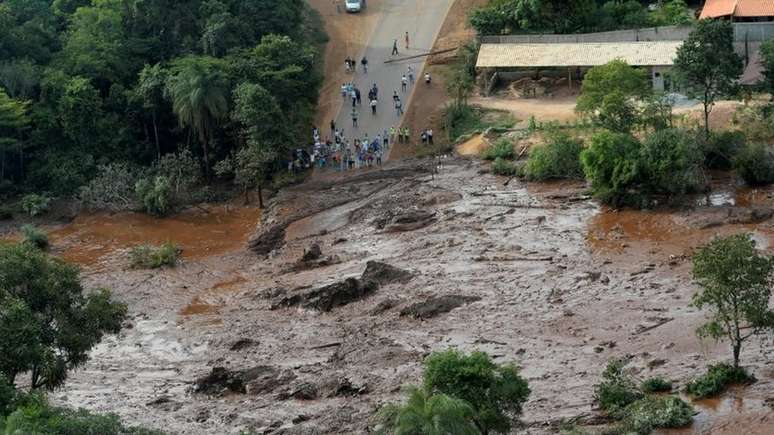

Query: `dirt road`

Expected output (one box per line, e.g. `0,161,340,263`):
331,0,454,145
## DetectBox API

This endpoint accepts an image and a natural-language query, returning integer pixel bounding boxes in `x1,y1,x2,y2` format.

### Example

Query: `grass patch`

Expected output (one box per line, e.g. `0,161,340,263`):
129,242,180,269
21,225,48,250
685,363,754,399
481,138,515,160
641,377,672,393
522,131,584,181
444,105,515,143
491,157,517,176
619,395,694,434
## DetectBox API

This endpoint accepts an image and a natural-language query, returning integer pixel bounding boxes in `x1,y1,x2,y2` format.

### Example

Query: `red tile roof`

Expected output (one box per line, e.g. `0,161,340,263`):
700,0,774,19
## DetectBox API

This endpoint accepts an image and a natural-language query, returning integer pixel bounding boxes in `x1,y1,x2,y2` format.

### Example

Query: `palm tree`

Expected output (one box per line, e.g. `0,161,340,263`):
165,56,229,177
376,386,480,435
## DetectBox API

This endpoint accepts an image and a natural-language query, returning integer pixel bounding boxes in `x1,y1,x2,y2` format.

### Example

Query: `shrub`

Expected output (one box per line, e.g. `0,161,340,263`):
135,176,172,216
734,143,774,186
20,193,50,217
423,350,530,435
522,131,584,181
581,131,641,207
685,363,754,399
129,242,180,269
641,377,673,393
491,157,517,176
482,138,515,160
153,148,201,203
638,128,704,197
702,130,745,170
20,225,48,250
595,359,643,415
79,162,141,211
0,375,16,417
620,395,694,434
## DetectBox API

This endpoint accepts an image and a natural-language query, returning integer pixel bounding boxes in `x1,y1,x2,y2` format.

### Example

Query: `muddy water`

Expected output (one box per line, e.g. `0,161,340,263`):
47,204,260,268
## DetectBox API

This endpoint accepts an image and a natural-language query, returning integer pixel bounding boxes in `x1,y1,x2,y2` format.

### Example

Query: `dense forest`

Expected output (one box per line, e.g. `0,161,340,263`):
0,0,325,210
469,0,702,35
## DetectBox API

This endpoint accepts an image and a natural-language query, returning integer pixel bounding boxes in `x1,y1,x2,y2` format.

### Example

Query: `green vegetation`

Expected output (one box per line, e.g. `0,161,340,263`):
674,20,743,138
0,242,127,389
444,106,515,143
734,143,774,186
692,233,774,368
701,131,745,170
377,350,530,435
576,60,650,133
492,157,518,176
20,225,48,250
641,377,672,393
522,131,583,181
0,0,324,212
594,359,693,434
482,138,515,161
20,193,50,217
685,363,754,399
469,0,694,35
129,242,180,269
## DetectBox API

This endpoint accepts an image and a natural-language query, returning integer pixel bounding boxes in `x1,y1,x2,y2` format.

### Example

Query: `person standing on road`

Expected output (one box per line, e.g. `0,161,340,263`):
403,127,410,143
401,75,408,92
355,87,362,105
392,39,399,56
370,98,377,115
395,98,403,116
408,66,415,84
351,88,357,108
383,129,389,147
427,128,434,144
341,83,348,99
361,56,368,73
405,31,410,49
330,120,336,137
351,107,359,128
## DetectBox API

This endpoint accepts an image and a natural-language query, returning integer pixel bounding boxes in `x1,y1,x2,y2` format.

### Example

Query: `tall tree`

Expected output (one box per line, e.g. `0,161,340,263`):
0,243,127,389
0,89,29,181
692,233,774,368
135,64,167,159
165,55,229,176
674,19,743,138
576,60,651,132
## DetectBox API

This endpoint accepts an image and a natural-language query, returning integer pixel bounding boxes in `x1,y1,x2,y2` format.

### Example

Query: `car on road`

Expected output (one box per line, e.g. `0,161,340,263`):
345,0,363,13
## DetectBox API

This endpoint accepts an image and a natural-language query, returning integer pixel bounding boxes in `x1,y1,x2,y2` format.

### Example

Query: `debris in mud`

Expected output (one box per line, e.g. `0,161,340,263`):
271,278,378,312
319,377,369,397
277,382,319,400
693,206,773,229
301,244,323,262
249,224,287,255
370,298,400,315
361,261,413,286
287,243,341,272
229,338,259,351
145,396,183,412
400,295,482,319
377,209,437,232
193,366,294,396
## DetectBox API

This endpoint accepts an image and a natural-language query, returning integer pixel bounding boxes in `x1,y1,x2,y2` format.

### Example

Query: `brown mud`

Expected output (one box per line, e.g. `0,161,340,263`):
45,156,773,434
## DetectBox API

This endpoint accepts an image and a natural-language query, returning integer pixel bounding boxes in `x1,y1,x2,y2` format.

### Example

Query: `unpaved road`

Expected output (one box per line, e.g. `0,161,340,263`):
331,0,455,144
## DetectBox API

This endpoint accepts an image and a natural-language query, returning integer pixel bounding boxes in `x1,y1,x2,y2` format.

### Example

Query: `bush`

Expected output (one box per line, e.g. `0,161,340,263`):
595,359,643,415
734,143,774,186
0,375,16,417
620,395,694,434
20,194,50,217
79,162,141,211
702,130,745,170
581,131,642,207
20,225,48,250
638,128,704,197
129,242,180,269
685,363,754,399
153,148,201,203
491,157,517,176
135,176,172,216
482,138,515,160
641,377,673,393
522,131,584,181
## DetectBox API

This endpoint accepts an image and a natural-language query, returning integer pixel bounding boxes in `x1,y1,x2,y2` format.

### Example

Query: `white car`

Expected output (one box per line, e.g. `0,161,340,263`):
345,0,363,13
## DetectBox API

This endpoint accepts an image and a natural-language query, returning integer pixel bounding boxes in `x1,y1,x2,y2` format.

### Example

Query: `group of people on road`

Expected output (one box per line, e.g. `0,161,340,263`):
309,123,389,171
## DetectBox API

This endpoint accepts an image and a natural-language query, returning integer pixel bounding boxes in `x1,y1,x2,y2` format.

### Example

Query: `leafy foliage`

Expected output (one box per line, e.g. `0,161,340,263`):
580,131,641,206
685,363,754,399
619,395,694,434
641,377,672,393
0,243,127,390
701,130,745,170
135,176,172,216
79,162,141,211
423,349,530,434
674,20,743,137
482,138,515,161
20,193,50,216
492,157,518,176
576,60,650,133
734,143,774,186
375,386,479,435
20,225,48,250
594,359,643,415
522,131,584,181
692,234,774,368
129,242,180,269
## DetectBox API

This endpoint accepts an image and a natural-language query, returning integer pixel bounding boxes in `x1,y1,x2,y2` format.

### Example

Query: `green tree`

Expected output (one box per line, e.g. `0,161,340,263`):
165,55,230,176
638,128,704,197
576,60,650,132
759,38,774,97
376,386,479,435
580,131,641,206
0,243,127,390
692,233,774,368
135,64,167,159
674,20,743,138
651,0,695,26
0,89,29,181
215,144,274,207
423,350,530,434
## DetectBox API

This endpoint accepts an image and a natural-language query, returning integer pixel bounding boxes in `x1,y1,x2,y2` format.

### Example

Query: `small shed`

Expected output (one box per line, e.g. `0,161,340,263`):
475,41,683,92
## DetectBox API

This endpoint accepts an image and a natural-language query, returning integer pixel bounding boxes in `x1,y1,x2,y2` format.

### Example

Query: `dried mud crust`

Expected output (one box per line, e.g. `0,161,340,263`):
53,157,774,435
